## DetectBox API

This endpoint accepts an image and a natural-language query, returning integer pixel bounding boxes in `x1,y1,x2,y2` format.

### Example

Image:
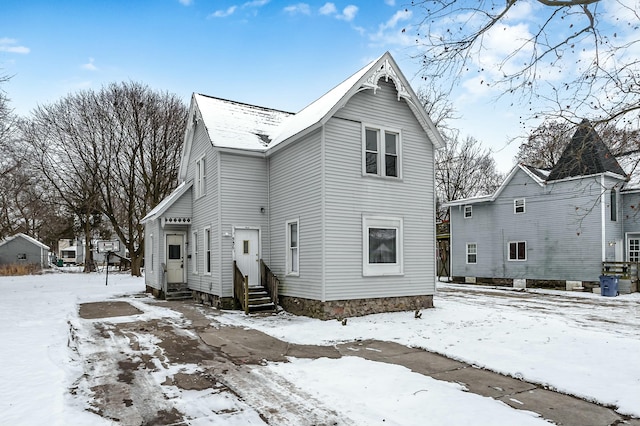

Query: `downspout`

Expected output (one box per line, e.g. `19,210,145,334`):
601,175,606,262
321,124,326,302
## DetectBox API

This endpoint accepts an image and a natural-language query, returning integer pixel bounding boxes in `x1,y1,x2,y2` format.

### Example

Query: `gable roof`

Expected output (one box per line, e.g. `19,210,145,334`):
193,95,293,151
178,52,445,179
443,163,546,207
141,181,193,224
0,233,49,250
268,52,445,152
547,119,626,181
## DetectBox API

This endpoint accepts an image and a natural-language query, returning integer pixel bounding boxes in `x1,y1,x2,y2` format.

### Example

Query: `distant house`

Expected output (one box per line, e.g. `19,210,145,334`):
0,233,50,269
446,120,639,293
142,52,445,318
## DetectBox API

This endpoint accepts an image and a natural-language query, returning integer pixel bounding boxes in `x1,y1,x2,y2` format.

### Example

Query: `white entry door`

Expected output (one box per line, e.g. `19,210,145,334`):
235,228,259,286
166,234,184,283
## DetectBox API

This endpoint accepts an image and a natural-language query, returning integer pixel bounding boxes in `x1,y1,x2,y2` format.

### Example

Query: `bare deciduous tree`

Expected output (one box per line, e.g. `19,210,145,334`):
411,0,640,127
436,135,503,220
516,119,640,169
24,82,187,275
417,85,503,219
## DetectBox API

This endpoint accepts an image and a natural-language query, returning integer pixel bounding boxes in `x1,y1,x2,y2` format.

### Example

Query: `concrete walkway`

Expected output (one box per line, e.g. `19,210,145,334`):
80,300,640,426
334,340,638,426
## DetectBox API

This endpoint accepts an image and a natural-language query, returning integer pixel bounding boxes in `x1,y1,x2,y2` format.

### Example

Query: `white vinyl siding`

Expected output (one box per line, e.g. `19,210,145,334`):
466,243,477,264
322,78,435,300
219,153,269,297
268,129,323,300
363,216,403,276
286,219,299,275
362,124,401,179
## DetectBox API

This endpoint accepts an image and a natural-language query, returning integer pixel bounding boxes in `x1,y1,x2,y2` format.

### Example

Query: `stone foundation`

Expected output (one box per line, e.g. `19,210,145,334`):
450,277,600,291
279,295,434,320
146,285,164,299
191,290,235,310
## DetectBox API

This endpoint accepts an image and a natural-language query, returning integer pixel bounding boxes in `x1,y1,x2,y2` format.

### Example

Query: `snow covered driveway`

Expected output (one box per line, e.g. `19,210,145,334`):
1,272,639,425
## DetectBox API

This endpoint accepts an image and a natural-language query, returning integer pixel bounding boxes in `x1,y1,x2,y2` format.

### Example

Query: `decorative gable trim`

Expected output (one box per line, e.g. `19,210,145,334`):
361,58,412,101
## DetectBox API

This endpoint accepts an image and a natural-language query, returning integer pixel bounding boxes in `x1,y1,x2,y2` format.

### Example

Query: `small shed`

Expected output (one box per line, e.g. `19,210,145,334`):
0,233,50,268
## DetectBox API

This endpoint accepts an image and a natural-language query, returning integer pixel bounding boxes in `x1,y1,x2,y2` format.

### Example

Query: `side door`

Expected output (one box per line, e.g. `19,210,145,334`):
166,234,184,283
234,228,259,286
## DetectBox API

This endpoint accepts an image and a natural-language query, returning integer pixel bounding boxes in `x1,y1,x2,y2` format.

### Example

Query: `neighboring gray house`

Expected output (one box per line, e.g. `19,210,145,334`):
142,52,445,318
0,233,50,269
446,120,640,292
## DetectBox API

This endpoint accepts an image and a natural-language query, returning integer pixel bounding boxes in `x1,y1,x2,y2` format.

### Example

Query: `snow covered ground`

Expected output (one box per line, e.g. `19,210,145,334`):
1,271,639,425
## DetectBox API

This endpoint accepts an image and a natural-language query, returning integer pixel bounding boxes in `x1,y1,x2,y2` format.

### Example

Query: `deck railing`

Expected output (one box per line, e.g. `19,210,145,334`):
260,259,279,307
233,261,249,314
602,261,638,281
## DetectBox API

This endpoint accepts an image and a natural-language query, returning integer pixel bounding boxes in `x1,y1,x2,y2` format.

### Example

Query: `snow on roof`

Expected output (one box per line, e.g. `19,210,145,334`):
194,94,293,151
0,233,49,250
617,150,640,191
141,181,193,223
269,54,382,147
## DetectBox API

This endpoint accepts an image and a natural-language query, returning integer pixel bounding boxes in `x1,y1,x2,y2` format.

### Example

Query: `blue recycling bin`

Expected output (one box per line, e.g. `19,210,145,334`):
599,275,619,297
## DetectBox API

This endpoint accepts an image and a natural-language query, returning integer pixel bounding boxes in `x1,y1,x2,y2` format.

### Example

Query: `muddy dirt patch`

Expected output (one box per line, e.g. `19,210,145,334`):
79,301,142,319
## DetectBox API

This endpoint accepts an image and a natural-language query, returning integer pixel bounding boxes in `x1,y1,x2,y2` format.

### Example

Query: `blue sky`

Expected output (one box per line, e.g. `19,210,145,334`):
5,0,628,172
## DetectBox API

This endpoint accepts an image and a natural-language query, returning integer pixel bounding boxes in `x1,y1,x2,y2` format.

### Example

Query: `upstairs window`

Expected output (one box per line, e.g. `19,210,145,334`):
195,156,206,198
610,190,617,222
514,198,525,214
363,125,401,178
464,205,472,219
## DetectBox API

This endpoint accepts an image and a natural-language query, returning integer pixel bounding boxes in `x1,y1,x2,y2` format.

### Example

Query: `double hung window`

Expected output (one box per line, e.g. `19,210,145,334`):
466,243,477,264
514,199,525,214
195,156,206,198
286,219,299,275
204,227,211,275
192,231,199,273
464,206,472,218
363,126,400,178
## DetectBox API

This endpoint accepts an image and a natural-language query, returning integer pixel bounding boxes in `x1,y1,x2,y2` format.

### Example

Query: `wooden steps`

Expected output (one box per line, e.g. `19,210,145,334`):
247,285,276,313
165,283,192,301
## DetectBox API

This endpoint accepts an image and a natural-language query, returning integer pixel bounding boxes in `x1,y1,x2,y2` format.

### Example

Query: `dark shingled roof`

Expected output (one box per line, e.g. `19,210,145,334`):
547,119,626,181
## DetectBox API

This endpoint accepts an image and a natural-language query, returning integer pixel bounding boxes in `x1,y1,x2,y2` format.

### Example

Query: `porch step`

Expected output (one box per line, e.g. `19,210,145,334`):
165,283,192,301
246,285,276,313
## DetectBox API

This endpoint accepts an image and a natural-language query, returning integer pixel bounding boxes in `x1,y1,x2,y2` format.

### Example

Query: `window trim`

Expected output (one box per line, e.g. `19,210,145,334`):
191,230,199,274
204,226,211,275
466,243,477,264
508,241,527,261
361,123,402,179
362,215,404,276
195,155,206,199
514,198,525,214
285,218,300,276
464,205,472,219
